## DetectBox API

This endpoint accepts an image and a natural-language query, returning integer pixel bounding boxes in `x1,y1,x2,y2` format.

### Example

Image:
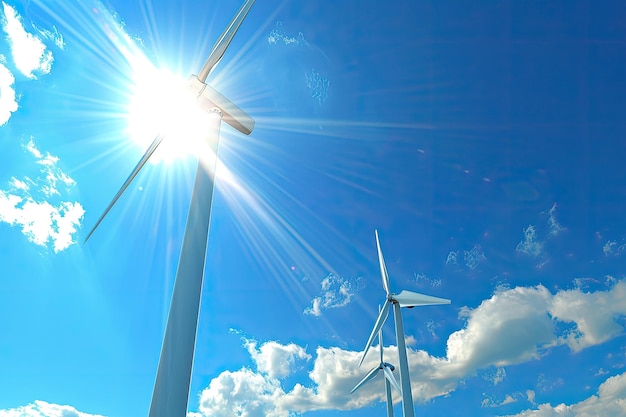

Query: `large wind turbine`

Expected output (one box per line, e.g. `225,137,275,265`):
351,309,401,417
85,1,257,417
359,230,450,417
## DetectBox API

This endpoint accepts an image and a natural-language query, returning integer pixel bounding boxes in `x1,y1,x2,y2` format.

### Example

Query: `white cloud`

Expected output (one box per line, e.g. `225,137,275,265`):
482,393,518,408
550,280,626,351
464,244,487,270
0,61,17,124
0,400,105,417
198,368,288,417
516,205,565,267
444,285,555,377
603,240,626,257
35,25,65,49
245,339,311,379
483,367,507,385
414,272,443,288
445,250,458,265
305,68,330,105
547,203,564,237
1,2,53,78
445,245,486,270
304,274,357,316
502,371,626,417
0,139,84,252
198,281,626,415
267,21,305,46
516,225,544,258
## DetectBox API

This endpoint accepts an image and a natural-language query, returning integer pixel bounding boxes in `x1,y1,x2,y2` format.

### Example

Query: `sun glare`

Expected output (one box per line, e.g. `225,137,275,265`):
125,62,209,164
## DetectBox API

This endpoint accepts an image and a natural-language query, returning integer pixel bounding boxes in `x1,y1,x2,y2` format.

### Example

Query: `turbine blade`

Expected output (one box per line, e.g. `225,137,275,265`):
393,289,451,307
383,365,402,394
84,133,165,242
375,230,391,294
359,300,390,367
384,378,394,417
187,76,255,135
378,305,384,364
350,366,380,394
197,0,256,81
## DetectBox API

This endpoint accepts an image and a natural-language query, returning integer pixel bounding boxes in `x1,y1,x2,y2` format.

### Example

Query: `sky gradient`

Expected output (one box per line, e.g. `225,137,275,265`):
1,1,626,417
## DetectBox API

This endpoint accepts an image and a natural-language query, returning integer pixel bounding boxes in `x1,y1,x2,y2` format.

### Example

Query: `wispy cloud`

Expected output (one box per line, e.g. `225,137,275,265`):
603,240,626,257
305,68,330,105
266,21,330,106
0,400,105,417
464,244,487,270
304,273,358,317
547,203,565,236
445,244,487,270
1,2,53,78
267,21,305,46
446,250,458,265
482,366,506,386
0,139,84,252
516,225,544,258
414,272,443,288
481,393,518,408
35,24,65,50
516,204,565,267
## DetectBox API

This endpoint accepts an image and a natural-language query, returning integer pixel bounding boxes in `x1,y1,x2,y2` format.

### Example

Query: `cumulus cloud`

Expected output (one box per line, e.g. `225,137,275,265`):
550,281,626,351
502,371,626,417
0,60,17,124
244,339,311,379
304,273,357,316
198,368,288,417
196,280,626,416
0,400,105,417
444,285,555,377
1,2,53,78
0,139,84,252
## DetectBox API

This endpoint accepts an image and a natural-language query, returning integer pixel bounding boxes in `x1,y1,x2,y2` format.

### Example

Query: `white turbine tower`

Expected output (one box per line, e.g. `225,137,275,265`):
351,309,401,417
359,230,450,417
85,1,257,417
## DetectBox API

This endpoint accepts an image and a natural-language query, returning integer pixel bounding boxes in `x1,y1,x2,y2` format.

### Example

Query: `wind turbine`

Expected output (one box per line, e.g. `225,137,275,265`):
351,307,401,417
359,230,450,417
85,1,257,417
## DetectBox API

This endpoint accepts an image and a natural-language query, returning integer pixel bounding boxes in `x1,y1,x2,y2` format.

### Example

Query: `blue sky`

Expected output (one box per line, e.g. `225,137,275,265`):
1,1,626,417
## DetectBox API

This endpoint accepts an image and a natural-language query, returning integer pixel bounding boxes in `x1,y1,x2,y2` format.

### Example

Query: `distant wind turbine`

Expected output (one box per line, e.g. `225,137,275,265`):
359,230,450,417
85,1,257,417
351,307,401,417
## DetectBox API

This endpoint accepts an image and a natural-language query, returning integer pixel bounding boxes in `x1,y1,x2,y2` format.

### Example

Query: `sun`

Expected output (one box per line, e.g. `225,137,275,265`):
125,61,209,164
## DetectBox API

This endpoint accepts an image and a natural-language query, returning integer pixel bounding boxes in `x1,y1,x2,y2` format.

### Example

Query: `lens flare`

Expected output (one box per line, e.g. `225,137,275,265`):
125,63,208,164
